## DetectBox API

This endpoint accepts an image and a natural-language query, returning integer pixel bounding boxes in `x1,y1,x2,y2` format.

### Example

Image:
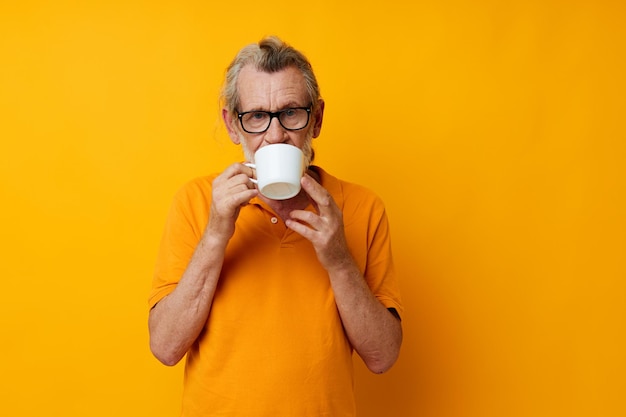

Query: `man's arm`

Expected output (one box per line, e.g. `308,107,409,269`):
323,260,403,374
149,164,258,366
286,175,402,374
148,233,227,366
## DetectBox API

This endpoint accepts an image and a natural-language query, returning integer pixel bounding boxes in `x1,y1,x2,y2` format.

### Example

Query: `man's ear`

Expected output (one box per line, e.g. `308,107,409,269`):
222,108,241,144
312,99,325,138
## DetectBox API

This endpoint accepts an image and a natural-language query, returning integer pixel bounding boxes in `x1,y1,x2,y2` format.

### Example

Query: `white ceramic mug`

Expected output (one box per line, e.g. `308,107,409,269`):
244,144,305,200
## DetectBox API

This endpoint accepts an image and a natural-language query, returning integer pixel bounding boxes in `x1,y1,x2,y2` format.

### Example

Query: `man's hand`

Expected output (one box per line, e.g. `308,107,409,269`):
208,163,258,242
285,174,352,271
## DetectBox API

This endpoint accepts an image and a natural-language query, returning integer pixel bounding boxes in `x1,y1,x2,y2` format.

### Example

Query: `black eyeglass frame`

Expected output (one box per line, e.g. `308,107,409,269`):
236,105,312,134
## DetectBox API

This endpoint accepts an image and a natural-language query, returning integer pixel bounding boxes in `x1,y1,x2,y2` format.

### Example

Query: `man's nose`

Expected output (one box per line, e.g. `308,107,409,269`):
263,117,289,143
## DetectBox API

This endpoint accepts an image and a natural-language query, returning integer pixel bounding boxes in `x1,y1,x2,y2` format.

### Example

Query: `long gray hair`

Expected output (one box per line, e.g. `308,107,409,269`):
220,36,322,116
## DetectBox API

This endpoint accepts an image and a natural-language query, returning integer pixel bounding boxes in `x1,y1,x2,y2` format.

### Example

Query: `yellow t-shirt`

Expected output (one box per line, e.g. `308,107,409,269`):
150,167,403,417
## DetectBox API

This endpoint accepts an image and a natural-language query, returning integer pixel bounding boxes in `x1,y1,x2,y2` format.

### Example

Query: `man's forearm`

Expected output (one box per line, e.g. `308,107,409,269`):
148,234,226,366
328,262,403,374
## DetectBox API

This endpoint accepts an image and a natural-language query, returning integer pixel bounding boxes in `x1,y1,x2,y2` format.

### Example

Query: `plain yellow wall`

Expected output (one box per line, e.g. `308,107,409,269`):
1,1,625,416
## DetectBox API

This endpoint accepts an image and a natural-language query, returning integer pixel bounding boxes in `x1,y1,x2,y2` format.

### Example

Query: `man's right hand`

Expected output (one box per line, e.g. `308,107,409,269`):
207,162,258,241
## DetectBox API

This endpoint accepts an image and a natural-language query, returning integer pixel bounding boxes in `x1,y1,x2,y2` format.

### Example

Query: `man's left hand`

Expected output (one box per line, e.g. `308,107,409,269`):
286,174,353,272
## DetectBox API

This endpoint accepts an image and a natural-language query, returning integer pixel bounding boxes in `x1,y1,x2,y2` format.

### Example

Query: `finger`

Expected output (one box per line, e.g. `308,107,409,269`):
239,162,256,180
213,171,258,211
289,209,322,230
285,218,317,240
229,173,256,190
232,188,259,207
221,162,255,181
301,174,334,212
216,187,258,213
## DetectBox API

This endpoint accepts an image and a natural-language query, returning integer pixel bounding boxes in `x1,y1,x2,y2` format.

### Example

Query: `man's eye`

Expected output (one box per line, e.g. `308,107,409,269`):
283,109,297,117
251,112,267,120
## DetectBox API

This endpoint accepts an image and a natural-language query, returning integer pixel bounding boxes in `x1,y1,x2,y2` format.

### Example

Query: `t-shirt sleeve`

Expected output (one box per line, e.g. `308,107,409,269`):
364,198,404,320
339,179,404,321
148,178,212,309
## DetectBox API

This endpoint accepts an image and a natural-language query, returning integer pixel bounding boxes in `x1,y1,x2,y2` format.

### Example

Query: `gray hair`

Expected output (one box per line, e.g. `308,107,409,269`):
220,36,321,115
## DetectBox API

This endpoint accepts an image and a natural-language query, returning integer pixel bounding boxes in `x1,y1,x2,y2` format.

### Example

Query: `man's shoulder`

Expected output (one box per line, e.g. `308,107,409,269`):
180,174,218,192
171,174,218,206
315,166,385,210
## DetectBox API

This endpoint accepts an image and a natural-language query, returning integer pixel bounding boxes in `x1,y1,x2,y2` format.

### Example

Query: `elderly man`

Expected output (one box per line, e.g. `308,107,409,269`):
149,36,403,416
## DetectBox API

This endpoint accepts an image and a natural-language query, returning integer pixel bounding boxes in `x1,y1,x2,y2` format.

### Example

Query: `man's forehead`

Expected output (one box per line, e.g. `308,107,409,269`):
237,65,308,108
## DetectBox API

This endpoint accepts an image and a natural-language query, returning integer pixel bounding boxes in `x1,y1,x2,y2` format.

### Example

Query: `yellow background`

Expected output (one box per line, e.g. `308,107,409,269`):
1,1,624,416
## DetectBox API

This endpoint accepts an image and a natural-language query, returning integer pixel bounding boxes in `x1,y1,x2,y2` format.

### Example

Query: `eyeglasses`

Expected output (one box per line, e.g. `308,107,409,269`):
237,105,312,134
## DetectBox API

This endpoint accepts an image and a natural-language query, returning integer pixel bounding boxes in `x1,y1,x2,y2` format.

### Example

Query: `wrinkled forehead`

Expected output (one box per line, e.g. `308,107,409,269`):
236,65,310,111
